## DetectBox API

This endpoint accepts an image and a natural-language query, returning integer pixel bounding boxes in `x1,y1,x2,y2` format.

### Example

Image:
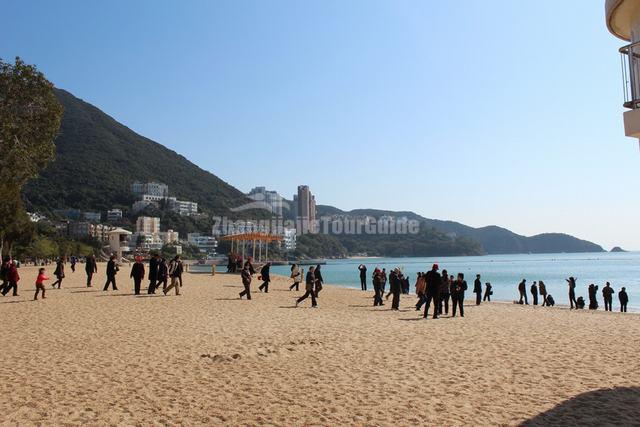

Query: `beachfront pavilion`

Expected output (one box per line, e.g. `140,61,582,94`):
221,232,284,263
606,0,640,140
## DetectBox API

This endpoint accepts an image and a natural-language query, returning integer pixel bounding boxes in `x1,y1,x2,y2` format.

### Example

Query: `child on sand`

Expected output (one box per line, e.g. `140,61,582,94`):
34,268,49,300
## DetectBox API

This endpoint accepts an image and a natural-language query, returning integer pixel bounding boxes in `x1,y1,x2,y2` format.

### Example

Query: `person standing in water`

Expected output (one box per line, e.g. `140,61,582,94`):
358,264,367,291
539,281,547,306
518,279,528,305
602,282,615,312
483,282,492,302
567,277,578,309
473,274,482,305
530,281,539,306
85,254,97,288
258,262,271,293
296,266,317,308
130,256,145,295
619,287,628,312
51,257,65,289
103,255,119,291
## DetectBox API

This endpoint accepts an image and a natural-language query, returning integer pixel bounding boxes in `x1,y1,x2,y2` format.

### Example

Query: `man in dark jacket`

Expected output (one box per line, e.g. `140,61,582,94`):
389,269,402,310
518,279,528,305
451,273,468,317
423,264,441,319
239,264,252,300
531,281,539,306
258,262,271,293
473,274,482,305
602,282,615,312
103,255,119,291
358,264,367,291
85,255,97,287
147,253,160,294
130,257,145,295
372,269,384,306
296,266,317,307
619,287,629,312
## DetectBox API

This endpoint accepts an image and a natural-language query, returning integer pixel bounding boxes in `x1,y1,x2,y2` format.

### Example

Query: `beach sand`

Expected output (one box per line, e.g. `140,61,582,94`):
1,264,639,425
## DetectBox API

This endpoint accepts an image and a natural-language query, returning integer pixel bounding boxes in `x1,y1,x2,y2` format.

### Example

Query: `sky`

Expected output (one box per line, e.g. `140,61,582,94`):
0,0,636,250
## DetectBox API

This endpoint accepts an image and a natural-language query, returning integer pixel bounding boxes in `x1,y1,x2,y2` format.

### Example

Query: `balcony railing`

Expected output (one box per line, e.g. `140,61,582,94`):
620,41,640,109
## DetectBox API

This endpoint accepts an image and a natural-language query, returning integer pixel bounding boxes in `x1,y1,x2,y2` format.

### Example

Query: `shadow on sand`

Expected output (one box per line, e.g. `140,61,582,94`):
520,387,640,426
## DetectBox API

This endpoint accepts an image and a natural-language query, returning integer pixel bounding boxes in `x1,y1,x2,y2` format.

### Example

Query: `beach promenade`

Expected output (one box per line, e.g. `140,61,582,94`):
1,265,639,425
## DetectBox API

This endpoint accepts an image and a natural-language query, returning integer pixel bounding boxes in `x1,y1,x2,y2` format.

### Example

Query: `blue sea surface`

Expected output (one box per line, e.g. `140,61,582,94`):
271,252,640,311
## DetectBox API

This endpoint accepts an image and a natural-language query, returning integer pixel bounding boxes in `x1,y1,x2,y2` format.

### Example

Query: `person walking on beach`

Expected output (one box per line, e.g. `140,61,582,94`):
130,256,145,295
373,268,384,307
1,259,20,297
314,264,324,298
51,257,65,289
70,256,77,273
157,257,169,292
439,269,450,315
518,279,528,305
531,281,539,306
103,255,119,291
389,268,402,310
539,281,548,306
296,266,317,308
258,262,271,293
239,263,252,300
451,273,468,317
85,254,97,287
423,264,441,319
473,274,482,305
567,277,578,309
415,272,426,310
164,255,184,296
588,283,599,310
289,264,302,291
602,282,615,312
619,287,628,312
147,253,160,294
34,267,49,300
483,282,492,302
358,264,367,291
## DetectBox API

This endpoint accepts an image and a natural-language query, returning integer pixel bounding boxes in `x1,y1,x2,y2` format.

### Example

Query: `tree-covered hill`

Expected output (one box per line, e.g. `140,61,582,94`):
23,89,257,217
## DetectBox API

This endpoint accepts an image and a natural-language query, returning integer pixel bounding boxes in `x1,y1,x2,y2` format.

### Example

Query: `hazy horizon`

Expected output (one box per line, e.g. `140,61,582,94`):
2,0,635,250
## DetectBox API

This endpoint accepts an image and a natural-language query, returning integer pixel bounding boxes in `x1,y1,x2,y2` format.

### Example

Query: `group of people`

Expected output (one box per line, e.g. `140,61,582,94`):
516,277,629,312
238,259,324,308
0,253,185,300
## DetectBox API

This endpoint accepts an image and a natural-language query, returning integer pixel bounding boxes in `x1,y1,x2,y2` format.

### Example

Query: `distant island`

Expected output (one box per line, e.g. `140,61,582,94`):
610,246,627,253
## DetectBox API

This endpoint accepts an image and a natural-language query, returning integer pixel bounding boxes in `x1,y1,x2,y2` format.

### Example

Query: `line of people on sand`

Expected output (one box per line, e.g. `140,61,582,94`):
0,253,185,300
237,259,324,308
517,277,629,312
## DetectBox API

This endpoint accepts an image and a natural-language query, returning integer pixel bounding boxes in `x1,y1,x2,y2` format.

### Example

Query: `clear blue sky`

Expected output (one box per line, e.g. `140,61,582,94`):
1,0,635,249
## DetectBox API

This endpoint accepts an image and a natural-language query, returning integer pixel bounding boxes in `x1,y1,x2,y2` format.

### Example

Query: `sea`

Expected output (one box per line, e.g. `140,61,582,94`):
271,252,640,312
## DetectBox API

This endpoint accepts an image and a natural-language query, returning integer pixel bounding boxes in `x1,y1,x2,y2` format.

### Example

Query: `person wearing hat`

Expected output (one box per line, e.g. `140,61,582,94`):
130,255,146,295
423,264,442,319
473,274,482,305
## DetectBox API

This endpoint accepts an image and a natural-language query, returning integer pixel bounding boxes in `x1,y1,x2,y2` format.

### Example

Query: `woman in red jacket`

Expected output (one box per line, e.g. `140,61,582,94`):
1,260,20,297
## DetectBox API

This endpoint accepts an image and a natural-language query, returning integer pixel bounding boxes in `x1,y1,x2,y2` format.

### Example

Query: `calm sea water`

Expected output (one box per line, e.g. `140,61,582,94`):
271,252,640,311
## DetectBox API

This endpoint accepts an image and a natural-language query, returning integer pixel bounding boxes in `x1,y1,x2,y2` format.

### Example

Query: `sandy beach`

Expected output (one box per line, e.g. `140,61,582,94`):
1,264,639,426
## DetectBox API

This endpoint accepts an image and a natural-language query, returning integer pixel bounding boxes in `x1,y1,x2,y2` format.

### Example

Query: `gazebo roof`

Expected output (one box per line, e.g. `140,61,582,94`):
221,232,283,242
